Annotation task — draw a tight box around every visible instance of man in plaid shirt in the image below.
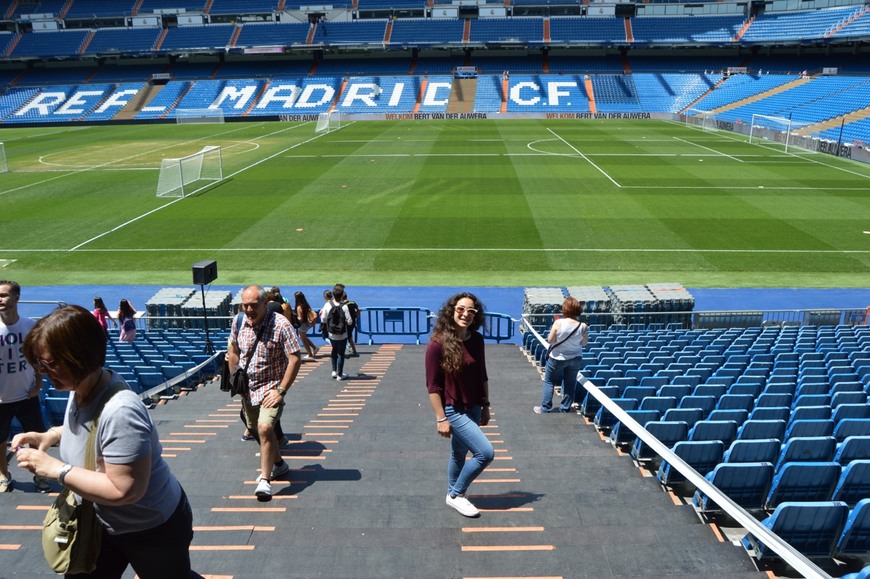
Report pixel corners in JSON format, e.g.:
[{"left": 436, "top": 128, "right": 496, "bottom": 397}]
[{"left": 228, "top": 285, "right": 302, "bottom": 500}]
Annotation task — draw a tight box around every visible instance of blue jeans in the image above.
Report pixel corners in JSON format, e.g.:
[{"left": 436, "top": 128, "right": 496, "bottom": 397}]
[
  {"left": 445, "top": 405, "right": 494, "bottom": 497},
  {"left": 329, "top": 338, "right": 348, "bottom": 374},
  {"left": 541, "top": 356, "right": 583, "bottom": 413}
]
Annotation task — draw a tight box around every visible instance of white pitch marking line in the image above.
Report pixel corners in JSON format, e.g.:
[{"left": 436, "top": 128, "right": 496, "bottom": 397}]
[{"left": 546, "top": 128, "right": 622, "bottom": 187}]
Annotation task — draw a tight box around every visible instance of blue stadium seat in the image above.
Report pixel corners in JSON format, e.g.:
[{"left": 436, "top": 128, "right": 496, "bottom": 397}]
[
  {"left": 756, "top": 393, "right": 793, "bottom": 408},
  {"left": 832, "top": 461, "right": 870, "bottom": 507},
  {"left": 835, "top": 499, "right": 870, "bottom": 559},
  {"left": 639, "top": 376, "right": 669, "bottom": 389},
  {"left": 836, "top": 419, "right": 870, "bottom": 443},
  {"left": 748, "top": 406, "right": 790, "bottom": 422},
  {"left": 43, "top": 397, "right": 68, "bottom": 427},
  {"left": 707, "top": 409, "right": 749, "bottom": 425},
  {"left": 579, "top": 385, "right": 618, "bottom": 419},
  {"left": 610, "top": 409, "right": 661, "bottom": 447},
  {"left": 639, "top": 395, "right": 678, "bottom": 414},
  {"left": 737, "top": 419, "right": 787, "bottom": 442},
  {"left": 594, "top": 398, "right": 638, "bottom": 433},
  {"left": 693, "top": 462, "right": 774, "bottom": 513},
  {"left": 724, "top": 439, "right": 781, "bottom": 464},
  {"left": 657, "top": 385, "right": 692, "bottom": 400},
  {"left": 790, "top": 405, "right": 832, "bottom": 422},
  {"left": 793, "top": 394, "right": 832, "bottom": 409},
  {"left": 657, "top": 440, "right": 724, "bottom": 486},
  {"left": 630, "top": 421, "right": 689, "bottom": 462},
  {"left": 677, "top": 395, "right": 717, "bottom": 417},
  {"left": 743, "top": 501, "right": 849, "bottom": 559},
  {"left": 622, "top": 386, "right": 658, "bottom": 403},
  {"left": 774, "top": 437, "right": 837, "bottom": 472},
  {"left": 785, "top": 419, "right": 835, "bottom": 441},
  {"left": 835, "top": 436, "right": 870, "bottom": 466},
  {"left": 714, "top": 393, "right": 755, "bottom": 413},
  {"left": 834, "top": 404, "right": 870, "bottom": 423},
  {"left": 765, "top": 462, "right": 841, "bottom": 510},
  {"left": 662, "top": 407, "right": 704, "bottom": 428},
  {"left": 688, "top": 420, "right": 738, "bottom": 446},
  {"left": 833, "top": 392, "right": 869, "bottom": 408},
  {"left": 727, "top": 383, "right": 762, "bottom": 398}
]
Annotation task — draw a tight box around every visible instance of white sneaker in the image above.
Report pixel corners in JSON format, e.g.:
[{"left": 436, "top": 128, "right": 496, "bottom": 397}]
[
  {"left": 331, "top": 371, "right": 337, "bottom": 378},
  {"left": 255, "top": 477, "right": 272, "bottom": 500},
  {"left": 446, "top": 493, "right": 479, "bottom": 517},
  {"left": 271, "top": 461, "right": 290, "bottom": 480},
  {"left": 335, "top": 373, "right": 348, "bottom": 381}
]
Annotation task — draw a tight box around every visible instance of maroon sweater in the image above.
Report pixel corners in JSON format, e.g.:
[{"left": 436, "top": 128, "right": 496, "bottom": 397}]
[{"left": 425, "top": 332, "right": 488, "bottom": 408}]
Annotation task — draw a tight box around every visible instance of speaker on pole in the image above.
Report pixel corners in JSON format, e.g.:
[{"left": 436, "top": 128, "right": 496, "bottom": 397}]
[
  {"left": 191, "top": 260, "right": 217, "bottom": 354},
  {"left": 192, "top": 260, "right": 218, "bottom": 285}
]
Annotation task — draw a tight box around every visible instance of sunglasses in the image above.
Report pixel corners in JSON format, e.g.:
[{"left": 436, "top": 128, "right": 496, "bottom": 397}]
[{"left": 454, "top": 305, "right": 479, "bottom": 317}]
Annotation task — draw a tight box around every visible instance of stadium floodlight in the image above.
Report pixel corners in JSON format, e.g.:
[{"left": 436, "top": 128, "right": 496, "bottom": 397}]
[
  {"left": 315, "top": 110, "right": 342, "bottom": 134},
  {"left": 175, "top": 108, "right": 225, "bottom": 124},
  {"left": 0, "top": 142, "right": 7, "bottom": 173},
  {"left": 684, "top": 109, "right": 718, "bottom": 132},
  {"left": 748, "top": 114, "right": 811, "bottom": 153},
  {"left": 156, "top": 146, "right": 223, "bottom": 198}
]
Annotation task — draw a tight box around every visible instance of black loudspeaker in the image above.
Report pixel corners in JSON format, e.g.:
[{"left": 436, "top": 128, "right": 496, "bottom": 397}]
[{"left": 192, "top": 260, "right": 218, "bottom": 285}]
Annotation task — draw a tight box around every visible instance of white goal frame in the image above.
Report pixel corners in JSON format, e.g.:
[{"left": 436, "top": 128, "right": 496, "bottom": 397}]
[
  {"left": 156, "top": 146, "right": 223, "bottom": 198},
  {"left": 684, "top": 109, "right": 718, "bottom": 132},
  {"left": 175, "top": 108, "right": 225, "bottom": 124},
  {"left": 0, "top": 142, "right": 7, "bottom": 173},
  {"left": 748, "top": 114, "right": 810, "bottom": 153},
  {"left": 315, "top": 110, "right": 342, "bottom": 134}
]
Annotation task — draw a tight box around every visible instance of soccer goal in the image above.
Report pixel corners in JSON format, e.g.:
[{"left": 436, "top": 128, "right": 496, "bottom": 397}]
[
  {"left": 748, "top": 114, "right": 810, "bottom": 153},
  {"left": 156, "top": 146, "right": 223, "bottom": 198},
  {"left": 175, "top": 108, "right": 225, "bottom": 124},
  {"left": 315, "top": 110, "right": 342, "bottom": 134},
  {"left": 0, "top": 142, "right": 7, "bottom": 173},
  {"left": 684, "top": 109, "right": 718, "bottom": 132}
]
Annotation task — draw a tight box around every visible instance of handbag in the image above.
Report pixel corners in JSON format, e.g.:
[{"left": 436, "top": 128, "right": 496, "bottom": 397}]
[
  {"left": 42, "top": 384, "right": 124, "bottom": 575},
  {"left": 545, "top": 320, "right": 582, "bottom": 359}
]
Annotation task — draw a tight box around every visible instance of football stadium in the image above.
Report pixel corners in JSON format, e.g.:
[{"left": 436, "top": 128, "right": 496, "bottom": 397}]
[{"left": 1, "top": 0, "right": 870, "bottom": 577}]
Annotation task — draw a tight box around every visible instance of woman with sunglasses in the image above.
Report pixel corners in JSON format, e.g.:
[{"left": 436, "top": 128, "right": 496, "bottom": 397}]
[
  {"left": 12, "top": 305, "right": 195, "bottom": 578},
  {"left": 425, "top": 292, "right": 494, "bottom": 518}
]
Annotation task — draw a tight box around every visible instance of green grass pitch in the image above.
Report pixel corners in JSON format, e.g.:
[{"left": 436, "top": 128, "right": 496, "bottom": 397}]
[{"left": 1, "top": 119, "right": 869, "bottom": 288}]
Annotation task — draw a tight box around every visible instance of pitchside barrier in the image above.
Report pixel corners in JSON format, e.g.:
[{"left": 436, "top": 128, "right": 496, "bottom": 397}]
[{"left": 521, "top": 321, "right": 840, "bottom": 579}]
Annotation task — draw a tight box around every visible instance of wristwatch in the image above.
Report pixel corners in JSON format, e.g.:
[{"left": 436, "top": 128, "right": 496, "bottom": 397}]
[
  {"left": 277, "top": 387, "right": 287, "bottom": 397},
  {"left": 58, "top": 464, "right": 73, "bottom": 487}
]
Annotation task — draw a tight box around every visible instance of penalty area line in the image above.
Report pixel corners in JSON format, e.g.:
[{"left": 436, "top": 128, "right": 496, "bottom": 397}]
[{"left": 54, "top": 247, "right": 870, "bottom": 255}]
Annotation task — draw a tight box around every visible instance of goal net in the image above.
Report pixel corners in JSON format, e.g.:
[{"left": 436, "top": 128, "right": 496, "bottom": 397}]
[
  {"left": 0, "top": 142, "right": 7, "bottom": 173},
  {"left": 748, "top": 114, "right": 811, "bottom": 153},
  {"left": 156, "top": 146, "right": 223, "bottom": 198},
  {"left": 315, "top": 110, "right": 342, "bottom": 133},
  {"left": 684, "top": 109, "right": 718, "bottom": 132},
  {"left": 175, "top": 108, "right": 225, "bottom": 124}
]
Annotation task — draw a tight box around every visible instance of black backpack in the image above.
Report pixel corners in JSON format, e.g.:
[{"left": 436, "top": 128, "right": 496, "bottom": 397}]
[{"left": 326, "top": 303, "right": 347, "bottom": 335}]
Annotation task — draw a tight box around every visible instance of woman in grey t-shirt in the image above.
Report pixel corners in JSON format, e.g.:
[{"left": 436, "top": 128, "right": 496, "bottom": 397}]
[{"left": 12, "top": 305, "right": 194, "bottom": 578}]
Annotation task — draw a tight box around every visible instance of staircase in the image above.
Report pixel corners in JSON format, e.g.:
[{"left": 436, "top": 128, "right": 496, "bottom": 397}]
[
  {"left": 447, "top": 78, "right": 476, "bottom": 114},
  {"left": 796, "top": 106, "right": 870, "bottom": 137},
  {"left": 702, "top": 76, "right": 813, "bottom": 116},
  {"left": 114, "top": 84, "right": 165, "bottom": 120}
]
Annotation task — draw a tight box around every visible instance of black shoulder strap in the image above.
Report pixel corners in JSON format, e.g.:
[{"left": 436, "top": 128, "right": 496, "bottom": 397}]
[{"left": 550, "top": 320, "right": 582, "bottom": 351}]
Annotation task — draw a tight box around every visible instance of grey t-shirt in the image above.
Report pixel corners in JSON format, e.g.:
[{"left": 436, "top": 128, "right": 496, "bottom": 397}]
[{"left": 59, "top": 371, "right": 181, "bottom": 535}]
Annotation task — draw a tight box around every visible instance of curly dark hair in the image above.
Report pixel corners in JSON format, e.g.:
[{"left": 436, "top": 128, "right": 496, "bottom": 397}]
[{"left": 431, "top": 291, "right": 485, "bottom": 374}]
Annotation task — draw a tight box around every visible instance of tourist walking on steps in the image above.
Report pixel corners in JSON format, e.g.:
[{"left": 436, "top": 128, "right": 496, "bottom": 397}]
[
  {"left": 321, "top": 285, "right": 354, "bottom": 380},
  {"left": 294, "top": 291, "right": 318, "bottom": 360},
  {"left": 13, "top": 305, "right": 196, "bottom": 577},
  {"left": 92, "top": 296, "right": 117, "bottom": 338},
  {"left": 117, "top": 299, "right": 137, "bottom": 344},
  {"left": 535, "top": 296, "right": 588, "bottom": 414},
  {"left": 0, "top": 280, "right": 50, "bottom": 494},
  {"left": 425, "top": 291, "right": 494, "bottom": 518},
  {"left": 227, "top": 285, "right": 302, "bottom": 500}
]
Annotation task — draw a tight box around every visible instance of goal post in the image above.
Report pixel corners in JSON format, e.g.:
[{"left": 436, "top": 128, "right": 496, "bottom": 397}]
[
  {"left": 315, "top": 110, "right": 342, "bottom": 134},
  {"left": 748, "top": 114, "right": 811, "bottom": 153},
  {"left": 175, "top": 108, "right": 225, "bottom": 124},
  {"left": 684, "top": 109, "right": 718, "bottom": 132},
  {"left": 0, "top": 142, "right": 7, "bottom": 173},
  {"left": 156, "top": 146, "right": 223, "bottom": 198}
]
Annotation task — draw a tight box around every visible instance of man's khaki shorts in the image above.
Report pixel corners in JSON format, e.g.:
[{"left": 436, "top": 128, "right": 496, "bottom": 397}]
[{"left": 242, "top": 394, "right": 284, "bottom": 429}]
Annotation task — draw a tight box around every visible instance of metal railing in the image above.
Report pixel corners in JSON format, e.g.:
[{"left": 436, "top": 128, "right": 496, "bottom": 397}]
[{"left": 356, "top": 307, "right": 433, "bottom": 345}]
